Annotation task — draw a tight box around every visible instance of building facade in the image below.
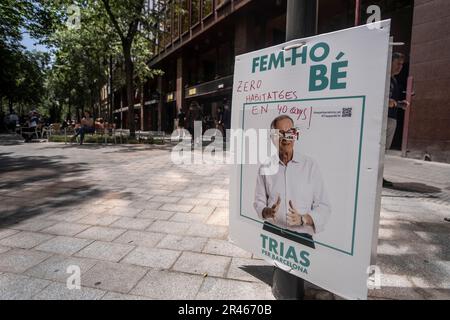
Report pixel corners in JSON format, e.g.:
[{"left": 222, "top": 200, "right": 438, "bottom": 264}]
[{"left": 110, "top": 0, "right": 449, "bottom": 163}]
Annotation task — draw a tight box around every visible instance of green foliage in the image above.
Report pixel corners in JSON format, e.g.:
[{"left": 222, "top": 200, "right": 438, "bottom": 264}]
[
  {"left": 0, "top": 0, "right": 165, "bottom": 126},
  {"left": 0, "top": 0, "right": 54, "bottom": 114}
]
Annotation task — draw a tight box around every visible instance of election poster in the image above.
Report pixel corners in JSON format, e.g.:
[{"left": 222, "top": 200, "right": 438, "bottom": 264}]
[{"left": 229, "top": 21, "right": 392, "bottom": 300}]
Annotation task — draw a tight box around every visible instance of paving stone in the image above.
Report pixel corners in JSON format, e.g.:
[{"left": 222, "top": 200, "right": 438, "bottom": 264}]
[
  {"left": 0, "top": 231, "right": 54, "bottom": 249},
  {"left": 0, "top": 249, "right": 52, "bottom": 273},
  {"left": 33, "top": 282, "right": 105, "bottom": 300},
  {"left": 178, "top": 198, "right": 211, "bottom": 206},
  {"left": 151, "top": 196, "right": 181, "bottom": 204},
  {"left": 41, "top": 222, "right": 90, "bottom": 237},
  {"left": 46, "top": 211, "right": 92, "bottom": 223},
  {"left": 190, "top": 206, "right": 215, "bottom": 215},
  {"left": 75, "top": 241, "right": 135, "bottom": 262},
  {"left": 368, "top": 273, "right": 425, "bottom": 300},
  {"left": 0, "top": 272, "right": 51, "bottom": 300},
  {"left": 186, "top": 224, "right": 228, "bottom": 239},
  {"left": 76, "top": 214, "right": 121, "bottom": 226},
  {"left": 208, "top": 200, "right": 229, "bottom": 208},
  {"left": 110, "top": 217, "right": 154, "bottom": 230},
  {"left": 121, "top": 247, "right": 180, "bottom": 269},
  {"left": 101, "top": 199, "right": 133, "bottom": 208},
  {"left": 159, "top": 204, "right": 193, "bottom": 213},
  {"left": 9, "top": 219, "right": 58, "bottom": 232},
  {"left": 197, "top": 193, "right": 226, "bottom": 200},
  {"left": 169, "top": 212, "right": 209, "bottom": 224},
  {"left": 82, "top": 261, "right": 148, "bottom": 294},
  {"left": 0, "top": 228, "right": 20, "bottom": 240},
  {"left": 147, "top": 220, "right": 191, "bottom": 235},
  {"left": 106, "top": 207, "right": 144, "bottom": 218},
  {"left": 172, "top": 252, "right": 231, "bottom": 277},
  {"left": 101, "top": 292, "right": 151, "bottom": 300},
  {"left": 196, "top": 278, "right": 274, "bottom": 300},
  {"left": 137, "top": 209, "right": 175, "bottom": 220},
  {"left": 169, "top": 191, "right": 199, "bottom": 199},
  {"left": 75, "top": 206, "right": 109, "bottom": 215},
  {"left": 203, "top": 239, "right": 252, "bottom": 258},
  {"left": 0, "top": 245, "right": 11, "bottom": 254},
  {"left": 76, "top": 226, "right": 126, "bottom": 242},
  {"left": 147, "top": 190, "right": 172, "bottom": 197},
  {"left": 157, "top": 235, "right": 207, "bottom": 253},
  {"left": 206, "top": 208, "right": 229, "bottom": 226},
  {"left": 25, "top": 255, "right": 97, "bottom": 282},
  {"left": 131, "top": 269, "right": 204, "bottom": 300},
  {"left": 35, "top": 236, "right": 93, "bottom": 255},
  {"left": 114, "top": 230, "right": 165, "bottom": 248},
  {"left": 137, "top": 201, "right": 164, "bottom": 210}
]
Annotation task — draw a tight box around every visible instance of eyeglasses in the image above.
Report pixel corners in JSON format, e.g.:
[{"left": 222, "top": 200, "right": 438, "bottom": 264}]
[{"left": 270, "top": 128, "right": 300, "bottom": 141}]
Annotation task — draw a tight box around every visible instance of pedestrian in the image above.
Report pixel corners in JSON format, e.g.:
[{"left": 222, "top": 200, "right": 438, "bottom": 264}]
[
  {"left": 177, "top": 108, "right": 186, "bottom": 139},
  {"left": 222, "top": 99, "right": 231, "bottom": 142},
  {"left": 21, "top": 112, "right": 39, "bottom": 142},
  {"left": 186, "top": 102, "right": 201, "bottom": 145},
  {"left": 384, "top": 53, "right": 409, "bottom": 187},
  {"left": 8, "top": 111, "right": 19, "bottom": 132}
]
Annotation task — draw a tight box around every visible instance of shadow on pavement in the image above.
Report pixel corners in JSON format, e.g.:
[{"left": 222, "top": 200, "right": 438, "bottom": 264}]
[
  {"left": 239, "top": 265, "right": 273, "bottom": 286},
  {"left": 386, "top": 182, "right": 441, "bottom": 194},
  {"left": 0, "top": 152, "right": 105, "bottom": 229}
]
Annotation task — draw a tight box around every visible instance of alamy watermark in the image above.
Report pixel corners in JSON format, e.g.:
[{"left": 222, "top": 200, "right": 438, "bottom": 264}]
[{"left": 66, "top": 265, "right": 81, "bottom": 290}]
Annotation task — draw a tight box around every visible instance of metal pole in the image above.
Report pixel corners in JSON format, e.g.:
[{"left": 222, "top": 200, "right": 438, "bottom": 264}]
[
  {"left": 273, "top": 0, "right": 319, "bottom": 300},
  {"left": 286, "top": 0, "right": 317, "bottom": 41}
]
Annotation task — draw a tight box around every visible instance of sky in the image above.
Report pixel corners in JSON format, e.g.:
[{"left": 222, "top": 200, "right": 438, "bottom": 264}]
[{"left": 21, "top": 29, "right": 50, "bottom": 53}]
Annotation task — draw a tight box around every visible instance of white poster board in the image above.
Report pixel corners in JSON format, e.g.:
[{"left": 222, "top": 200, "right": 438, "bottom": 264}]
[{"left": 229, "top": 21, "right": 391, "bottom": 300}]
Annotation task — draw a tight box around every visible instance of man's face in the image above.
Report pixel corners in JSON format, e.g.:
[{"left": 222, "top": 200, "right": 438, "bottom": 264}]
[
  {"left": 391, "top": 58, "right": 404, "bottom": 76},
  {"left": 274, "top": 118, "right": 296, "bottom": 154}
]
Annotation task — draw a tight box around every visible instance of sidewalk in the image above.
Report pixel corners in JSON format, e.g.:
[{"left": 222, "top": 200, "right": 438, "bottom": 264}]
[
  {"left": 371, "top": 155, "right": 450, "bottom": 299},
  {"left": 0, "top": 138, "right": 448, "bottom": 300}
]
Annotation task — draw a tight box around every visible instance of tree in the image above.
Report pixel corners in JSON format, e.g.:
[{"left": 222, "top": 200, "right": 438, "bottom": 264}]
[
  {"left": 40, "top": 0, "right": 163, "bottom": 130},
  {"left": 100, "top": 0, "right": 162, "bottom": 137},
  {"left": 0, "top": 0, "right": 54, "bottom": 114}
]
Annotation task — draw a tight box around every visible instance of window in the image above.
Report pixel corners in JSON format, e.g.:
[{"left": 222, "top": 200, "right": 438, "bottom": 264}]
[
  {"left": 173, "top": 0, "right": 180, "bottom": 38},
  {"left": 181, "top": 0, "right": 189, "bottom": 34},
  {"left": 216, "top": 0, "right": 227, "bottom": 9},
  {"left": 163, "top": 2, "right": 172, "bottom": 47},
  {"left": 202, "top": 0, "right": 213, "bottom": 18},
  {"left": 191, "top": 0, "right": 200, "bottom": 26}
]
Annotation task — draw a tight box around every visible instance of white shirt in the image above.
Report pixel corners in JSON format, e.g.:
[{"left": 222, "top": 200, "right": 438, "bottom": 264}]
[{"left": 254, "top": 152, "right": 331, "bottom": 236}]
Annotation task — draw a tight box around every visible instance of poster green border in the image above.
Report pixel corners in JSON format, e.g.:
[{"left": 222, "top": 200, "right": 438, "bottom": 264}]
[{"left": 239, "top": 96, "right": 366, "bottom": 256}]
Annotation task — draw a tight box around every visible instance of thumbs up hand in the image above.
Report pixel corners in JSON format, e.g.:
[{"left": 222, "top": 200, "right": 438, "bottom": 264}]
[{"left": 262, "top": 195, "right": 281, "bottom": 220}]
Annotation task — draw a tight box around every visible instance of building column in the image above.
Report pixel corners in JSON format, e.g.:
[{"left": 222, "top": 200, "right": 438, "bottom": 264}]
[
  {"left": 234, "top": 13, "right": 255, "bottom": 56},
  {"left": 176, "top": 56, "right": 184, "bottom": 114},
  {"left": 157, "top": 76, "right": 163, "bottom": 132},
  {"left": 140, "top": 83, "right": 144, "bottom": 131}
]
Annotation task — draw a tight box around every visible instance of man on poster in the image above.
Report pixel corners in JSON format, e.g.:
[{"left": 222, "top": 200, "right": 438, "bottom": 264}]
[{"left": 254, "top": 115, "right": 332, "bottom": 248}]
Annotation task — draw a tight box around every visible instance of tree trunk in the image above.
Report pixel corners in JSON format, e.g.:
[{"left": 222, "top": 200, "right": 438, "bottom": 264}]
[
  {"left": 9, "top": 98, "right": 13, "bottom": 114},
  {"left": 123, "top": 43, "right": 136, "bottom": 138},
  {"left": 109, "top": 55, "right": 114, "bottom": 123}
]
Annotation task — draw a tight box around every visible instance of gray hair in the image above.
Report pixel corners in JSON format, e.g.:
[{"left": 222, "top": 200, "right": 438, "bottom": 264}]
[{"left": 270, "top": 115, "right": 294, "bottom": 130}]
